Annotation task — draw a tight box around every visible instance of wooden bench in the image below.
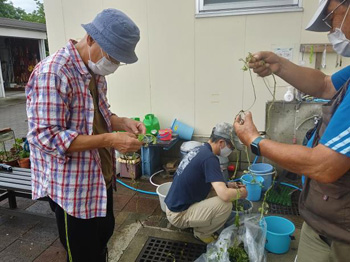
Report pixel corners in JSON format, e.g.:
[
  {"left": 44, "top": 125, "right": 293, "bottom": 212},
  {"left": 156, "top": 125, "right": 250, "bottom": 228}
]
[{"left": 0, "top": 167, "right": 32, "bottom": 208}]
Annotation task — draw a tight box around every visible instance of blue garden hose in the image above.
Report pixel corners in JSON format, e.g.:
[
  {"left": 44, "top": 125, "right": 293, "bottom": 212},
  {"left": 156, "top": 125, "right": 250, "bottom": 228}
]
[
  {"left": 280, "top": 182, "right": 302, "bottom": 191},
  {"left": 116, "top": 179, "right": 158, "bottom": 196},
  {"left": 229, "top": 178, "right": 302, "bottom": 191}
]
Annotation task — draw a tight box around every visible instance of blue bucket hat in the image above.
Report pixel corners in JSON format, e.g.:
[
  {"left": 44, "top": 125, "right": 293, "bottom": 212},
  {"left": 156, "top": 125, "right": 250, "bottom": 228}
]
[{"left": 82, "top": 8, "right": 140, "bottom": 64}]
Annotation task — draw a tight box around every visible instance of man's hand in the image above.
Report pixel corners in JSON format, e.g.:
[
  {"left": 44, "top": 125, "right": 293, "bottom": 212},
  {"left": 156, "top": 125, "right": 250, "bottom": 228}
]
[
  {"left": 227, "top": 182, "right": 245, "bottom": 189},
  {"left": 249, "top": 51, "right": 282, "bottom": 77},
  {"left": 108, "top": 132, "right": 143, "bottom": 154},
  {"left": 234, "top": 112, "right": 260, "bottom": 146},
  {"left": 228, "top": 182, "right": 247, "bottom": 199},
  {"left": 122, "top": 118, "right": 146, "bottom": 135},
  {"left": 237, "top": 187, "right": 248, "bottom": 199}
]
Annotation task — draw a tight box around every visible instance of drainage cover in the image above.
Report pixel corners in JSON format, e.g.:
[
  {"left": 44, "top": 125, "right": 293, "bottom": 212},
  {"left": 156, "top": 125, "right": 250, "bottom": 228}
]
[{"left": 136, "top": 237, "right": 206, "bottom": 262}]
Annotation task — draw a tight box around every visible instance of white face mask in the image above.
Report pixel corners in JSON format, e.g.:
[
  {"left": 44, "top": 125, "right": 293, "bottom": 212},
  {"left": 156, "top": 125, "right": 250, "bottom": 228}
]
[
  {"left": 328, "top": 4, "right": 350, "bottom": 57},
  {"left": 220, "top": 142, "right": 233, "bottom": 158},
  {"left": 88, "top": 46, "right": 119, "bottom": 76}
]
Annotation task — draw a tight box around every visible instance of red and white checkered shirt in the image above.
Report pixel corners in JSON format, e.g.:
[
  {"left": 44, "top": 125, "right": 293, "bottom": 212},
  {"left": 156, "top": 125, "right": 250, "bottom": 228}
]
[{"left": 26, "top": 40, "right": 115, "bottom": 219}]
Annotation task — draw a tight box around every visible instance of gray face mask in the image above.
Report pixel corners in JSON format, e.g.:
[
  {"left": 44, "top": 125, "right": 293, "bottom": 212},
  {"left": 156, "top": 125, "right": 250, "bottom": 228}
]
[
  {"left": 220, "top": 142, "right": 233, "bottom": 158},
  {"left": 88, "top": 46, "right": 119, "bottom": 76},
  {"left": 328, "top": 4, "right": 350, "bottom": 57}
]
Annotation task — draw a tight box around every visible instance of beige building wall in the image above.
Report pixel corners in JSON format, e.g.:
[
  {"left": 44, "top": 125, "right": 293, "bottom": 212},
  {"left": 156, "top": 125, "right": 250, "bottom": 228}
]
[{"left": 43, "top": 0, "right": 350, "bottom": 137}]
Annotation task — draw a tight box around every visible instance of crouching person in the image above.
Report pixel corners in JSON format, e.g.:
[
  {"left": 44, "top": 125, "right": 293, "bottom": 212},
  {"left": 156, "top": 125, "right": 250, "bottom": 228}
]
[{"left": 164, "top": 122, "right": 247, "bottom": 244}]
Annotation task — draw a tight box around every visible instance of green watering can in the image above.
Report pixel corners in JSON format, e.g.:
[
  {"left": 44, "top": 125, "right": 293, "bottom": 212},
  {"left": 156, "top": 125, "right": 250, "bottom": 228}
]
[{"left": 143, "top": 114, "right": 160, "bottom": 134}]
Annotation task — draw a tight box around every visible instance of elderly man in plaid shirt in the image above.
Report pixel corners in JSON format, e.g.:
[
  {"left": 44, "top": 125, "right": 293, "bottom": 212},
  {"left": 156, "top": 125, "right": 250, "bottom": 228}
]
[{"left": 26, "top": 9, "right": 143, "bottom": 262}]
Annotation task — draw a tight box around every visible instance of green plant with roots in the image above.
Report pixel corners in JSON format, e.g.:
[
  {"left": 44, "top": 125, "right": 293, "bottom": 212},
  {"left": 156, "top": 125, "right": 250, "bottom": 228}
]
[
  {"left": 239, "top": 53, "right": 257, "bottom": 112},
  {"left": 219, "top": 187, "right": 249, "bottom": 262},
  {"left": 242, "top": 148, "right": 261, "bottom": 186},
  {"left": 227, "top": 241, "right": 249, "bottom": 262},
  {"left": 233, "top": 189, "right": 242, "bottom": 228},
  {"left": 259, "top": 173, "right": 277, "bottom": 220},
  {"left": 138, "top": 134, "right": 157, "bottom": 146},
  {"left": 238, "top": 52, "right": 277, "bottom": 134}
]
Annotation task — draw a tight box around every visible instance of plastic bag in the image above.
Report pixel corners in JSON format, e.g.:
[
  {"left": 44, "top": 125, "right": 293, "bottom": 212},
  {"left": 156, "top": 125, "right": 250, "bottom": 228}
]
[{"left": 195, "top": 214, "right": 267, "bottom": 262}]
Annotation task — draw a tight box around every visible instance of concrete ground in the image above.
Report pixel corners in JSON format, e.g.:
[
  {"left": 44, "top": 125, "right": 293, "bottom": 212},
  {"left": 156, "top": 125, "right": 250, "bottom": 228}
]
[{"left": 0, "top": 91, "right": 302, "bottom": 261}]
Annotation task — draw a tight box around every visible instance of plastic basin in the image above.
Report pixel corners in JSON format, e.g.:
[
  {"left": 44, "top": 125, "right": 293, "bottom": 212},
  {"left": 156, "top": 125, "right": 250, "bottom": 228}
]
[
  {"left": 156, "top": 182, "right": 172, "bottom": 212},
  {"left": 248, "top": 163, "right": 274, "bottom": 191},
  {"left": 171, "top": 119, "right": 194, "bottom": 140},
  {"left": 240, "top": 174, "right": 264, "bottom": 201},
  {"left": 265, "top": 216, "right": 295, "bottom": 254}
]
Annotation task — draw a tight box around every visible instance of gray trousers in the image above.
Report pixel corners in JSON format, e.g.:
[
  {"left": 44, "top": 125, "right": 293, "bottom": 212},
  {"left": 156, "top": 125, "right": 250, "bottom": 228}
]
[{"left": 297, "top": 222, "right": 350, "bottom": 262}]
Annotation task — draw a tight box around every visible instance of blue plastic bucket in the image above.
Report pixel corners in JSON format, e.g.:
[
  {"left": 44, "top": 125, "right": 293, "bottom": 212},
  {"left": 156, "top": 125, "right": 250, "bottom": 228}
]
[
  {"left": 171, "top": 119, "right": 194, "bottom": 140},
  {"left": 240, "top": 174, "right": 264, "bottom": 201},
  {"left": 248, "top": 163, "right": 274, "bottom": 191},
  {"left": 265, "top": 216, "right": 295, "bottom": 254}
]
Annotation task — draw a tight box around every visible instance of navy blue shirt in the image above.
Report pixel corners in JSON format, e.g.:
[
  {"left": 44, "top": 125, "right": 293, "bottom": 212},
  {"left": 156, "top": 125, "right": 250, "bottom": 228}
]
[{"left": 164, "top": 143, "right": 225, "bottom": 212}]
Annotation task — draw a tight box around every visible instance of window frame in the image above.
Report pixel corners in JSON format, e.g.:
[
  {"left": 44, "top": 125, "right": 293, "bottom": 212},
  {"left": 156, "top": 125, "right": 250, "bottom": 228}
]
[{"left": 196, "top": 0, "right": 303, "bottom": 18}]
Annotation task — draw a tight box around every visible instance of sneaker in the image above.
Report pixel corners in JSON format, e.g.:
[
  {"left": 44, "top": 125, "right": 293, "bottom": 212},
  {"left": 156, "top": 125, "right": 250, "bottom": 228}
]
[{"left": 195, "top": 233, "right": 218, "bottom": 244}]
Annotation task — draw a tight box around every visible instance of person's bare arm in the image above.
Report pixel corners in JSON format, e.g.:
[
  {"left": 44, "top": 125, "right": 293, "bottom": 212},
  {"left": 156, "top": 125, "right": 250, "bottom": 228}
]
[
  {"left": 67, "top": 132, "right": 142, "bottom": 154},
  {"left": 234, "top": 112, "right": 350, "bottom": 183},
  {"left": 110, "top": 115, "right": 146, "bottom": 134},
  {"left": 249, "top": 51, "right": 336, "bottom": 99},
  {"left": 211, "top": 182, "right": 247, "bottom": 202}
]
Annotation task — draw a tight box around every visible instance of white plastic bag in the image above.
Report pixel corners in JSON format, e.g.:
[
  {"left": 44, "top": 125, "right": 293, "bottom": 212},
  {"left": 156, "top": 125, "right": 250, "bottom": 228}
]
[{"left": 195, "top": 214, "right": 267, "bottom": 262}]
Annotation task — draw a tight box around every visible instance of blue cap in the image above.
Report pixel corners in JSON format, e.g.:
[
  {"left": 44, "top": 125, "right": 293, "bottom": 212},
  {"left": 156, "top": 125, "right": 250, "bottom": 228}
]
[
  {"left": 82, "top": 8, "right": 140, "bottom": 64},
  {"left": 213, "top": 122, "right": 244, "bottom": 151}
]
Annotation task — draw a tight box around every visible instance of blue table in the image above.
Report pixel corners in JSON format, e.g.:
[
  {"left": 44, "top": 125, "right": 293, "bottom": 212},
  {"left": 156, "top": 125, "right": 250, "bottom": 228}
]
[{"left": 141, "top": 137, "right": 179, "bottom": 176}]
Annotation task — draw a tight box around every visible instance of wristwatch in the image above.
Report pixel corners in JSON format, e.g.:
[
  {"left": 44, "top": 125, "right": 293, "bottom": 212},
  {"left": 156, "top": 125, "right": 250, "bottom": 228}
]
[{"left": 250, "top": 137, "right": 265, "bottom": 156}]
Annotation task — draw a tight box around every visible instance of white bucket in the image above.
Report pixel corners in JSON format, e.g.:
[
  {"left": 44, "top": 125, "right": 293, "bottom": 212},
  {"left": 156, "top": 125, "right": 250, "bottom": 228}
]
[{"left": 156, "top": 182, "right": 172, "bottom": 212}]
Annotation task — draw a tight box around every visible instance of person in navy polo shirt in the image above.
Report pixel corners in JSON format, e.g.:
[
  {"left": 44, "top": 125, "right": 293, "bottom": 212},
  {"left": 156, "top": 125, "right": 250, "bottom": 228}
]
[{"left": 165, "top": 122, "right": 247, "bottom": 244}]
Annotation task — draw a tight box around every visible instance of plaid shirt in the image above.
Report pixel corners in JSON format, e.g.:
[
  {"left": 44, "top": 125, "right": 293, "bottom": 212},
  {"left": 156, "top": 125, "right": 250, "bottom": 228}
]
[{"left": 26, "top": 40, "right": 115, "bottom": 219}]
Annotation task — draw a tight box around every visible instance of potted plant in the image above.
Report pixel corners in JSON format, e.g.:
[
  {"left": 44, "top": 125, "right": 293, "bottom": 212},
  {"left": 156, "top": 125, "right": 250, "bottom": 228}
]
[
  {"left": 0, "top": 151, "right": 19, "bottom": 167},
  {"left": 17, "top": 150, "right": 30, "bottom": 168},
  {"left": 11, "top": 138, "right": 23, "bottom": 155},
  {"left": 118, "top": 153, "right": 141, "bottom": 179}
]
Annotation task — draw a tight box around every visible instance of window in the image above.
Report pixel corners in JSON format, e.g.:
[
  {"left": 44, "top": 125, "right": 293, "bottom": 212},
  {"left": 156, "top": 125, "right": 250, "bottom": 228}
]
[{"left": 196, "top": 0, "right": 302, "bottom": 17}]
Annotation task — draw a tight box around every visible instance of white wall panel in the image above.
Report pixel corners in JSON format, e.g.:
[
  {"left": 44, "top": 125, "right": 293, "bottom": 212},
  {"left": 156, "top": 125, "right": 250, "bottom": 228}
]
[
  {"left": 195, "top": 16, "right": 245, "bottom": 135},
  {"left": 43, "top": 0, "right": 65, "bottom": 53},
  {"left": 43, "top": 0, "right": 350, "bottom": 137},
  {"left": 146, "top": 0, "right": 195, "bottom": 130}
]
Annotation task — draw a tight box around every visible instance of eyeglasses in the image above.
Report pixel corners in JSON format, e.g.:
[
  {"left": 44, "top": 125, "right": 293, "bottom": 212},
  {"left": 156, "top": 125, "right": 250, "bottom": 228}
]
[
  {"left": 322, "top": 0, "right": 348, "bottom": 29},
  {"left": 224, "top": 140, "right": 235, "bottom": 150}
]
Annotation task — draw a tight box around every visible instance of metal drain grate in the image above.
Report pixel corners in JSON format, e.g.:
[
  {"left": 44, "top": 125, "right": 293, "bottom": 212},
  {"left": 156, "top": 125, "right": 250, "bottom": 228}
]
[
  {"left": 136, "top": 237, "right": 206, "bottom": 262},
  {"left": 268, "top": 190, "right": 301, "bottom": 216}
]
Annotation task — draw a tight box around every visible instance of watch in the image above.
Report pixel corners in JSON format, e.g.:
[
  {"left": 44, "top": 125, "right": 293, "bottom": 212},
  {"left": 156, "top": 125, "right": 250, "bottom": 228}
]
[{"left": 250, "top": 137, "right": 265, "bottom": 156}]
